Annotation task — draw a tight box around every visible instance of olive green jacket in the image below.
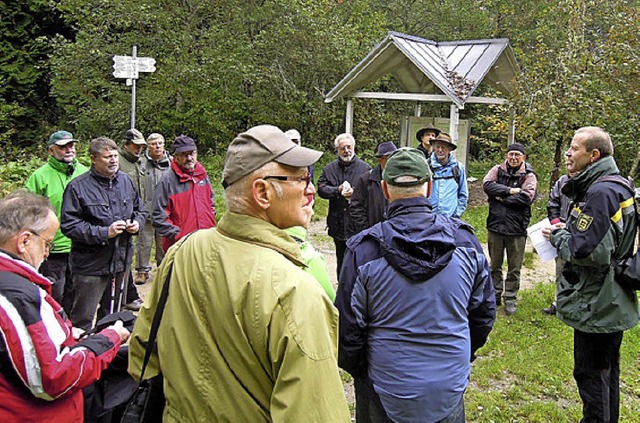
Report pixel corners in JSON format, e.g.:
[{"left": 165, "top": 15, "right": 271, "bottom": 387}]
[
  {"left": 550, "top": 156, "right": 639, "bottom": 333},
  {"left": 129, "top": 212, "right": 350, "bottom": 422}
]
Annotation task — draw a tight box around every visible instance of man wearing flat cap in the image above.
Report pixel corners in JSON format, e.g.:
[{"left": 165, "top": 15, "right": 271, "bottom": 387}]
[
  {"left": 349, "top": 141, "right": 397, "bottom": 235},
  {"left": 483, "top": 142, "right": 537, "bottom": 315},
  {"left": 416, "top": 124, "right": 441, "bottom": 158},
  {"left": 151, "top": 135, "right": 216, "bottom": 253},
  {"left": 336, "top": 147, "right": 495, "bottom": 423},
  {"left": 130, "top": 125, "right": 350, "bottom": 421},
  {"left": 25, "top": 130, "right": 88, "bottom": 308},
  {"left": 428, "top": 132, "right": 468, "bottom": 218}
]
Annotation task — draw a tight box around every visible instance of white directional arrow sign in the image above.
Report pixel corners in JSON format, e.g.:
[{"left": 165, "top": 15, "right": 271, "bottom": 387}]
[{"left": 112, "top": 55, "right": 156, "bottom": 79}]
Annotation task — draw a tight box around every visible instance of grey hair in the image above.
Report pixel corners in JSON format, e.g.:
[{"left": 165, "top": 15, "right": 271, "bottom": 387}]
[
  {"left": 0, "top": 191, "right": 54, "bottom": 245},
  {"left": 147, "top": 133, "right": 165, "bottom": 144},
  {"left": 385, "top": 182, "right": 428, "bottom": 199},
  {"left": 224, "top": 162, "right": 282, "bottom": 214},
  {"left": 574, "top": 126, "right": 614, "bottom": 157},
  {"left": 89, "top": 137, "right": 118, "bottom": 156},
  {"left": 334, "top": 133, "right": 355, "bottom": 149}
]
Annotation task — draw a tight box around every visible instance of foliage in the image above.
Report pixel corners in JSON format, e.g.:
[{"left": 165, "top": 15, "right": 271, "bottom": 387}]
[
  {"left": 0, "top": 0, "right": 72, "bottom": 145},
  {"left": 467, "top": 282, "right": 640, "bottom": 421}
]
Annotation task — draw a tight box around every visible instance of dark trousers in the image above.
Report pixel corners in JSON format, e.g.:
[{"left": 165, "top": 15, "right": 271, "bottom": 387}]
[
  {"left": 39, "top": 253, "right": 71, "bottom": 310},
  {"left": 334, "top": 239, "right": 347, "bottom": 280},
  {"left": 362, "top": 376, "right": 466, "bottom": 423},
  {"left": 574, "top": 329, "right": 623, "bottom": 423},
  {"left": 487, "top": 231, "right": 526, "bottom": 302}
]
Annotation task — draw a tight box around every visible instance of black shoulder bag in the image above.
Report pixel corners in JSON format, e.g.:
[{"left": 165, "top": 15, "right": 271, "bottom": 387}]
[{"left": 121, "top": 261, "right": 174, "bottom": 423}]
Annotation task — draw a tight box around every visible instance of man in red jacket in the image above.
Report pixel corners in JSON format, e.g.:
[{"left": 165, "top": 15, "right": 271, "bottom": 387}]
[
  {"left": 151, "top": 135, "right": 216, "bottom": 252},
  {"left": 0, "top": 191, "right": 130, "bottom": 422}
]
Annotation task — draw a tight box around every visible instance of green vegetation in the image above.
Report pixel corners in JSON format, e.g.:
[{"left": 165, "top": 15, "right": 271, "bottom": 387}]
[{"left": 467, "top": 282, "right": 640, "bottom": 422}]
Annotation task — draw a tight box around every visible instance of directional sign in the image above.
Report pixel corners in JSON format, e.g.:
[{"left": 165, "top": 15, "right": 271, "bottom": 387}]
[
  {"left": 136, "top": 57, "right": 156, "bottom": 73},
  {"left": 112, "top": 55, "right": 156, "bottom": 79}
]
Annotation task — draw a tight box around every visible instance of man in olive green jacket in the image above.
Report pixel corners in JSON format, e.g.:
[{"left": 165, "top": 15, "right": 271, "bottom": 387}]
[
  {"left": 129, "top": 125, "right": 350, "bottom": 422},
  {"left": 544, "top": 126, "right": 638, "bottom": 422}
]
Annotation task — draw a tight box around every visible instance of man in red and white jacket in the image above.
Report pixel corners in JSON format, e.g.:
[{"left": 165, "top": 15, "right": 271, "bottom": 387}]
[
  {"left": 0, "top": 191, "right": 129, "bottom": 422},
  {"left": 151, "top": 135, "right": 216, "bottom": 252}
]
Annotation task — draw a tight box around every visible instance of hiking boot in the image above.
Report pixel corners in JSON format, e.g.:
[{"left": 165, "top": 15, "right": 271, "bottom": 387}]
[
  {"left": 505, "top": 301, "right": 517, "bottom": 316},
  {"left": 124, "top": 298, "right": 143, "bottom": 312},
  {"left": 542, "top": 303, "right": 557, "bottom": 315},
  {"left": 134, "top": 271, "right": 149, "bottom": 285}
]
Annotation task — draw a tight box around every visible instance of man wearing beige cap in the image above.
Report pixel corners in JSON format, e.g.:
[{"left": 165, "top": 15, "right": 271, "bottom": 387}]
[{"left": 129, "top": 125, "right": 350, "bottom": 422}]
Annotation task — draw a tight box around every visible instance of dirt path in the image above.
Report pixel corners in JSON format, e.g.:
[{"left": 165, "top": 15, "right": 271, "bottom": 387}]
[{"left": 307, "top": 218, "right": 556, "bottom": 293}]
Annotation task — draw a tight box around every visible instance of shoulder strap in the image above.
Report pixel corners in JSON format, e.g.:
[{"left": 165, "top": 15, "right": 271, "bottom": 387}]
[{"left": 139, "top": 262, "right": 174, "bottom": 380}]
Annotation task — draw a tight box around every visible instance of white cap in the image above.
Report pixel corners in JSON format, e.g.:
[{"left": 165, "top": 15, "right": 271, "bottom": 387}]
[{"left": 284, "top": 129, "right": 301, "bottom": 144}]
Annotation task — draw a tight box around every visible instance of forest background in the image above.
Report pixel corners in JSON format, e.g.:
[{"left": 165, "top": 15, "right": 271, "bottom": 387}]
[{"left": 1, "top": 0, "right": 639, "bottom": 193}]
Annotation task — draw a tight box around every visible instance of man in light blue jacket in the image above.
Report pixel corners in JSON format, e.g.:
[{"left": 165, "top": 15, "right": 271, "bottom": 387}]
[{"left": 428, "top": 132, "right": 468, "bottom": 218}]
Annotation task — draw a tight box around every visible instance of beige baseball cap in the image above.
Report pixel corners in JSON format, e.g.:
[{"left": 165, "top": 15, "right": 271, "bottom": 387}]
[{"left": 222, "top": 125, "right": 322, "bottom": 189}]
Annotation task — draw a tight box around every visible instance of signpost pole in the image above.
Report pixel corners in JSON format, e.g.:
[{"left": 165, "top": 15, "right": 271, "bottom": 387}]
[{"left": 131, "top": 45, "right": 137, "bottom": 129}]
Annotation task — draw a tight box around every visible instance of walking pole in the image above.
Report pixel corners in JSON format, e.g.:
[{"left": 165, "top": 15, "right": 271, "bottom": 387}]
[
  {"left": 109, "top": 235, "right": 121, "bottom": 314},
  {"left": 116, "top": 233, "right": 133, "bottom": 312}
]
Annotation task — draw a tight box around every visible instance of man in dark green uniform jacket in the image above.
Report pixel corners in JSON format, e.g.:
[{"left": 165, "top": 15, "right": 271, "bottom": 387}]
[{"left": 544, "top": 126, "right": 638, "bottom": 422}]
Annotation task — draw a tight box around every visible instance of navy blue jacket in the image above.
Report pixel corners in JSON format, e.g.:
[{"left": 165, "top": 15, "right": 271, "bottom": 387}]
[
  {"left": 335, "top": 196, "right": 495, "bottom": 422},
  {"left": 61, "top": 168, "right": 147, "bottom": 276}
]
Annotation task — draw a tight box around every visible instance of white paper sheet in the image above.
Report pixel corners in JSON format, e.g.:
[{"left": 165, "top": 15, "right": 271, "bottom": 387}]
[{"left": 526, "top": 217, "right": 558, "bottom": 262}]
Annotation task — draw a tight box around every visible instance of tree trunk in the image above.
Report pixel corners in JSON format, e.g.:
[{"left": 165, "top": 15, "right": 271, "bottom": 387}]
[{"left": 549, "top": 137, "right": 564, "bottom": 192}]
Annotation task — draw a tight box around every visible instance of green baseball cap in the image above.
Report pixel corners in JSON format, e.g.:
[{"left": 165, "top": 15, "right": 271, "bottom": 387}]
[
  {"left": 49, "top": 131, "right": 76, "bottom": 146},
  {"left": 383, "top": 147, "right": 432, "bottom": 186}
]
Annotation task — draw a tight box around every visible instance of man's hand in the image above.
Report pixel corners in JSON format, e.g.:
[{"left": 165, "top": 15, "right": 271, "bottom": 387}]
[
  {"left": 107, "top": 320, "right": 131, "bottom": 343},
  {"left": 509, "top": 187, "right": 522, "bottom": 195},
  {"left": 542, "top": 223, "right": 566, "bottom": 240},
  {"left": 125, "top": 219, "right": 140, "bottom": 234},
  {"left": 108, "top": 220, "right": 127, "bottom": 238}
]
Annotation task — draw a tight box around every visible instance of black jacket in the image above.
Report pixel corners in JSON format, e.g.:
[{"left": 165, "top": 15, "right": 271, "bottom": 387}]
[
  {"left": 61, "top": 168, "right": 147, "bottom": 276},
  {"left": 318, "top": 157, "right": 371, "bottom": 241},
  {"left": 483, "top": 161, "right": 537, "bottom": 236},
  {"left": 348, "top": 164, "right": 388, "bottom": 236}
]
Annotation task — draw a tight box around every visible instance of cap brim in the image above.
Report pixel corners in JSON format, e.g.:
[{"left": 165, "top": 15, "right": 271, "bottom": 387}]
[
  {"left": 131, "top": 140, "right": 147, "bottom": 145},
  {"left": 53, "top": 139, "right": 77, "bottom": 146},
  {"left": 274, "top": 145, "right": 322, "bottom": 168}
]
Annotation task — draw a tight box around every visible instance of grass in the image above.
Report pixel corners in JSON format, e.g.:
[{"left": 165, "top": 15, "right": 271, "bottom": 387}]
[{"left": 466, "top": 282, "right": 640, "bottom": 422}]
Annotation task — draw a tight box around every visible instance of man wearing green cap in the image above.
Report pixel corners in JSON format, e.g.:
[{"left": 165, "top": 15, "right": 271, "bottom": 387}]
[
  {"left": 336, "top": 148, "right": 495, "bottom": 423},
  {"left": 25, "top": 130, "right": 88, "bottom": 307}
]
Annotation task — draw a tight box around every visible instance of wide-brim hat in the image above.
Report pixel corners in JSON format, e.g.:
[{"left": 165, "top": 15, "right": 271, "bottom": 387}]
[
  {"left": 429, "top": 132, "right": 457, "bottom": 151},
  {"left": 415, "top": 124, "right": 441, "bottom": 142}
]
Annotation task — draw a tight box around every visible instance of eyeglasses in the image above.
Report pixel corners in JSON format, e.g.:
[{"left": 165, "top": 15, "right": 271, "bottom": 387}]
[
  {"left": 264, "top": 173, "right": 312, "bottom": 189},
  {"left": 29, "top": 230, "right": 56, "bottom": 252}
]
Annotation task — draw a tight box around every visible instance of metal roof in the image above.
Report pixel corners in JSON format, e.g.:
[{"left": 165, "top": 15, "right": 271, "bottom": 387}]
[{"left": 325, "top": 32, "right": 519, "bottom": 108}]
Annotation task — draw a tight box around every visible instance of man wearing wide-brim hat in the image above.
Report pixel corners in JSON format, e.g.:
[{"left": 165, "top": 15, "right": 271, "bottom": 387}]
[
  {"left": 416, "top": 124, "right": 441, "bottom": 157},
  {"left": 349, "top": 141, "right": 398, "bottom": 236},
  {"left": 427, "top": 132, "right": 468, "bottom": 218}
]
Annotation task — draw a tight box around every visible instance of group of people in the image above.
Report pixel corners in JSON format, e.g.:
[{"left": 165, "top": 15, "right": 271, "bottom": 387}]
[{"left": 0, "top": 123, "right": 636, "bottom": 423}]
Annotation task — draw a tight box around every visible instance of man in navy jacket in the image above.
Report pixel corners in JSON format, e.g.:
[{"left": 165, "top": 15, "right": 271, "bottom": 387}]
[{"left": 336, "top": 148, "right": 495, "bottom": 423}]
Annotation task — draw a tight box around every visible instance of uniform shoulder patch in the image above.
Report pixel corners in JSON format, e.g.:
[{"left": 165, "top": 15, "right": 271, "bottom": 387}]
[{"left": 576, "top": 213, "right": 594, "bottom": 232}]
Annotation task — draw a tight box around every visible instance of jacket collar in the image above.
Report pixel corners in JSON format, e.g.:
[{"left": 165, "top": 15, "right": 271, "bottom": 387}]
[
  {"left": 562, "top": 155, "right": 619, "bottom": 200},
  {"left": 171, "top": 160, "right": 207, "bottom": 182},
  {"left": 0, "top": 250, "right": 53, "bottom": 294},
  {"left": 217, "top": 212, "right": 304, "bottom": 266},
  {"left": 119, "top": 147, "right": 140, "bottom": 164},
  {"left": 144, "top": 150, "right": 172, "bottom": 167},
  {"left": 48, "top": 155, "right": 78, "bottom": 174}
]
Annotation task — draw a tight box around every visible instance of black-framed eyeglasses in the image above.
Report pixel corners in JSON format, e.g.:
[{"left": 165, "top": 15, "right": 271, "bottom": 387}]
[
  {"left": 29, "top": 230, "right": 56, "bottom": 252},
  {"left": 263, "top": 173, "right": 312, "bottom": 189}
]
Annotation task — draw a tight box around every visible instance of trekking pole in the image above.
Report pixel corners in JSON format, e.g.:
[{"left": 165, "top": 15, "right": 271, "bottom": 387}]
[
  {"left": 109, "top": 234, "right": 122, "bottom": 314},
  {"left": 116, "top": 233, "right": 133, "bottom": 312}
]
